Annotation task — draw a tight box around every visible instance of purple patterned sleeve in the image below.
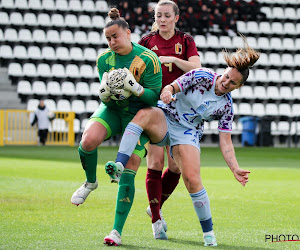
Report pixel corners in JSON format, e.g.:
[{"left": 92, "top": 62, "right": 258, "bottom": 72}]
[{"left": 218, "top": 102, "right": 233, "bottom": 133}]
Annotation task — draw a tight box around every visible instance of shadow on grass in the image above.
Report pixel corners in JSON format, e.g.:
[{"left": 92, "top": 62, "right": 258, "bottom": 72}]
[{"left": 167, "top": 238, "right": 270, "bottom": 249}]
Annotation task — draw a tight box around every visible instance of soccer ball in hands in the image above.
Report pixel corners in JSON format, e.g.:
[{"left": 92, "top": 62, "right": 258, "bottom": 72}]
[{"left": 107, "top": 69, "right": 132, "bottom": 101}]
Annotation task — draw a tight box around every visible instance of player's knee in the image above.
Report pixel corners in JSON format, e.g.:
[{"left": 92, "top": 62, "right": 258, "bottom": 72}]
[
  {"left": 81, "top": 135, "right": 98, "bottom": 151},
  {"left": 133, "top": 108, "right": 152, "bottom": 123},
  {"left": 148, "top": 158, "right": 164, "bottom": 171},
  {"left": 182, "top": 174, "right": 202, "bottom": 192}
]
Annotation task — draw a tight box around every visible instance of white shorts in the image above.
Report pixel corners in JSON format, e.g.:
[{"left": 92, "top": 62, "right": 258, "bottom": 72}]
[{"left": 152, "top": 112, "right": 201, "bottom": 155}]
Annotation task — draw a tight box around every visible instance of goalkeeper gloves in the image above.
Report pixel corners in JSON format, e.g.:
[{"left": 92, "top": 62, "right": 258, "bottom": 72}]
[
  {"left": 123, "top": 68, "right": 144, "bottom": 96},
  {"left": 98, "top": 72, "right": 111, "bottom": 102}
]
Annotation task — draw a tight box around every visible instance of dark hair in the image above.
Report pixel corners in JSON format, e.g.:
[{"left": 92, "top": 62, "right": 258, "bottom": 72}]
[
  {"left": 104, "top": 8, "right": 129, "bottom": 30},
  {"left": 223, "top": 34, "right": 260, "bottom": 84}
]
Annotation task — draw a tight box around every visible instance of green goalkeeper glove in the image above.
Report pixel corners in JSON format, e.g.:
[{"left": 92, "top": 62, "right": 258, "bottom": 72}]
[{"left": 98, "top": 72, "right": 111, "bottom": 102}]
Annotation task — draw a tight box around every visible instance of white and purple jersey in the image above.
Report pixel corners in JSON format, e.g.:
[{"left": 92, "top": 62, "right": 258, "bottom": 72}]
[{"left": 158, "top": 68, "right": 234, "bottom": 135}]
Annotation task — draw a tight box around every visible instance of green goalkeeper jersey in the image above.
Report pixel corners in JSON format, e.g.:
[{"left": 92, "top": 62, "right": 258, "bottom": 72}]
[{"left": 96, "top": 42, "right": 162, "bottom": 115}]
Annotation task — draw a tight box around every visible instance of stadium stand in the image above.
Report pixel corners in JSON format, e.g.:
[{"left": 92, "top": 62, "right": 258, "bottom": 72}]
[{"left": 0, "top": 0, "right": 299, "bottom": 146}]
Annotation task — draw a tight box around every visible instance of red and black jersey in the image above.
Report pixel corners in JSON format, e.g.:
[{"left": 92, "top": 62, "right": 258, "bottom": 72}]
[{"left": 139, "top": 29, "right": 199, "bottom": 87}]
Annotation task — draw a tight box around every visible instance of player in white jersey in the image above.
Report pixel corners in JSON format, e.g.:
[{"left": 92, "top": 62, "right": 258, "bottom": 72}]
[{"left": 105, "top": 35, "right": 260, "bottom": 246}]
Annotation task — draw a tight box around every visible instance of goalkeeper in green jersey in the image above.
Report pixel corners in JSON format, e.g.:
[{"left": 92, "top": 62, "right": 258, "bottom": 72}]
[{"left": 71, "top": 6, "right": 162, "bottom": 229}]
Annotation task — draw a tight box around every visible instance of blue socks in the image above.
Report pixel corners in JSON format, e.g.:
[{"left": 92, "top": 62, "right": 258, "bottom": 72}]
[
  {"left": 115, "top": 122, "right": 144, "bottom": 167},
  {"left": 190, "top": 188, "right": 213, "bottom": 233}
]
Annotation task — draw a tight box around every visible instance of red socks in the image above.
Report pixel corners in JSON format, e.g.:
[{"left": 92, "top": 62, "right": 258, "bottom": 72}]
[{"left": 161, "top": 168, "right": 181, "bottom": 207}]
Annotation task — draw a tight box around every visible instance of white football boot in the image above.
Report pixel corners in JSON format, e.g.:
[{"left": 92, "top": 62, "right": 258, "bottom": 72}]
[
  {"left": 152, "top": 219, "right": 168, "bottom": 240},
  {"left": 71, "top": 180, "right": 98, "bottom": 206},
  {"left": 146, "top": 206, "right": 167, "bottom": 232},
  {"left": 105, "top": 161, "right": 124, "bottom": 183},
  {"left": 204, "top": 235, "right": 217, "bottom": 247},
  {"left": 104, "top": 229, "right": 122, "bottom": 246}
]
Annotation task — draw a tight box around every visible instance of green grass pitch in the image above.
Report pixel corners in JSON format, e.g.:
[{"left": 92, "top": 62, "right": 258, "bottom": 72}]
[{"left": 0, "top": 146, "right": 299, "bottom": 249}]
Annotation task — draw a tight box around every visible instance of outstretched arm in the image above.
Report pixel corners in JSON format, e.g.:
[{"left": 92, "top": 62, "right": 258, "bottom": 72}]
[{"left": 219, "top": 132, "right": 250, "bottom": 186}]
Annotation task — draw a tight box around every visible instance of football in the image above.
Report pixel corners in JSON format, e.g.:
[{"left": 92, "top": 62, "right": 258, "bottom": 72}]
[{"left": 107, "top": 69, "right": 132, "bottom": 101}]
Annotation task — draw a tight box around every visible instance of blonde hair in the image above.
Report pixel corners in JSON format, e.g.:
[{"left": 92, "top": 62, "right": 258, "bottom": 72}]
[
  {"left": 223, "top": 34, "right": 260, "bottom": 83},
  {"left": 151, "top": 0, "right": 179, "bottom": 32}
]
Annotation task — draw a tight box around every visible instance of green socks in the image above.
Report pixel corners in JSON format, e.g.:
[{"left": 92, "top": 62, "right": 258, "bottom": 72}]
[
  {"left": 78, "top": 143, "right": 97, "bottom": 183},
  {"left": 113, "top": 169, "right": 136, "bottom": 235}
]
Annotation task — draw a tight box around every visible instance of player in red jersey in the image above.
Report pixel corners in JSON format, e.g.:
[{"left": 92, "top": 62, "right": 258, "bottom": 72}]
[{"left": 138, "top": 0, "right": 202, "bottom": 239}]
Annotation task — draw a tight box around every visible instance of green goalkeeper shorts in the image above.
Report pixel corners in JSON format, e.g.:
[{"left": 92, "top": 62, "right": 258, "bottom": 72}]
[{"left": 89, "top": 103, "right": 149, "bottom": 159}]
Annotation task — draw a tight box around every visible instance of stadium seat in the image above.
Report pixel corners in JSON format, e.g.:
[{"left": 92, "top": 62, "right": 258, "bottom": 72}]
[
  {"left": 95, "top": 0, "right": 109, "bottom": 13},
  {"left": 204, "top": 51, "right": 217, "bottom": 65},
  {"left": 284, "top": 22, "right": 296, "bottom": 35},
  {"left": 8, "top": 62, "right": 23, "bottom": 77},
  {"left": 56, "top": 47, "right": 70, "bottom": 61},
  {"left": 292, "top": 104, "right": 300, "bottom": 117},
  {"left": 260, "top": 7, "right": 272, "bottom": 18},
  {"left": 42, "top": 0, "right": 56, "bottom": 11},
  {"left": 265, "top": 103, "right": 279, "bottom": 116},
  {"left": 206, "top": 35, "right": 219, "bottom": 49},
  {"left": 268, "top": 69, "right": 281, "bottom": 83},
  {"left": 284, "top": 7, "right": 297, "bottom": 20},
  {"left": 28, "top": 46, "right": 42, "bottom": 60},
  {"left": 44, "top": 99, "right": 56, "bottom": 111},
  {"left": 47, "top": 30, "right": 61, "bottom": 44},
  {"left": 28, "top": 0, "right": 42, "bottom": 10},
  {"left": 27, "top": 98, "right": 40, "bottom": 111},
  {"left": 23, "top": 63, "right": 37, "bottom": 78},
  {"left": 10, "top": 12, "right": 23, "bottom": 26},
  {"left": 272, "top": 7, "right": 285, "bottom": 20},
  {"left": 56, "top": 99, "right": 71, "bottom": 112},
  {"left": 70, "top": 47, "right": 84, "bottom": 61},
  {"left": 71, "top": 100, "right": 86, "bottom": 114},
  {"left": 61, "top": 30, "right": 74, "bottom": 44},
  {"left": 69, "top": 0, "right": 82, "bottom": 12},
  {"left": 290, "top": 122, "right": 300, "bottom": 136},
  {"left": 52, "top": 64, "right": 66, "bottom": 78},
  {"left": 90, "top": 82, "right": 99, "bottom": 96},
  {"left": 278, "top": 103, "right": 292, "bottom": 117},
  {"left": 51, "top": 14, "right": 65, "bottom": 28},
  {"left": 61, "top": 81, "right": 76, "bottom": 96},
  {"left": 47, "top": 81, "right": 61, "bottom": 96},
  {"left": 294, "top": 54, "right": 300, "bottom": 67},
  {"left": 293, "top": 87, "right": 300, "bottom": 100},
  {"left": 255, "top": 69, "right": 268, "bottom": 83},
  {"left": 208, "top": 120, "right": 219, "bottom": 134},
  {"left": 217, "top": 52, "right": 226, "bottom": 66},
  {"left": 88, "top": 31, "right": 101, "bottom": 45},
  {"left": 219, "top": 36, "right": 232, "bottom": 49},
  {"left": 37, "top": 63, "right": 52, "bottom": 78},
  {"left": 86, "top": 100, "right": 100, "bottom": 113},
  {"left": 232, "top": 103, "right": 239, "bottom": 115},
  {"left": 13, "top": 45, "right": 27, "bottom": 60},
  {"left": 92, "top": 15, "right": 105, "bottom": 29},
  {"left": 231, "top": 88, "right": 240, "bottom": 100},
  {"left": 258, "top": 22, "right": 271, "bottom": 35},
  {"left": 74, "top": 30, "right": 88, "bottom": 44},
  {"left": 240, "top": 85, "right": 253, "bottom": 99},
  {"left": 279, "top": 86, "right": 293, "bottom": 100},
  {"left": 0, "top": 29, "right": 4, "bottom": 42},
  {"left": 194, "top": 35, "right": 207, "bottom": 48},
  {"left": 19, "top": 29, "right": 33, "bottom": 43},
  {"left": 236, "top": 21, "right": 247, "bottom": 33},
  {"left": 257, "top": 37, "right": 270, "bottom": 51},
  {"left": 78, "top": 15, "right": 92, "bottom": 28},
  {"left": 282, "top": 38, "right": 295, "bottom": 51},
  {"left": 247, "top": 21, "right": 259, "bottom": 34},
  {"left": 281, "top": 53, "right": 294, "bottom": 67},
  {"left": 75, "top": 82, "right": 90, "bottom": 96},
  {"left": 17, "top": 80, "right": 32, "bottom": 95},
  {"left": 80, "top": 64, "right": 94, "bottom": 79},
  {"left": 65, "top": 14, "right": 78, "bottom": 28},
  {"left": 83, "top": 0, "right": 96, "bottom": 12},
  {"left": 239, "top": 103, "right": 252, "bottom": 116},
  {"left": 81, "top": 118, "right": 89, "bottom": 131},
  {"left": 24, "top": 13, "right": 37, "bottom": 26},
  {"left": 4, "top": 28, "right": 19, "bottom": 42},
  {"left": 270, "top": 37, "right": 282, "bottom": 51},
  {"left": 66, "top": 64, "right": 80, "bottom": 78},
  {"left": 247, "top": 69, "right": 255, "bottom": 82},
  {"left": 271, "top": 22, "right": 284, "bottom": 35},
  {"left": 131, "top": 33, "right": 141, "bottom": 44},
  {"left": 0, "top": 45, "right": 13, "bottom": 59},
  {"left": 73, "top": 118, "right": 81, "bottom": 133},
  {"left": 32, "top": 29, "right": 47, "bottom": 43},
  {"left": 42, "top": 46, "right": 56, "bottom": 60},
  {"left": 293, "top": 70, "right": 300, "bottom": 83},
  {"left": 252, "top": 103, "right": 265, "bottom": 117},
  {"left": 246, "top": 36, "right": 257, "bottom": 49},
  {"left": 32, "top": 81, "right": 47, "bottom": 95},
  {"left": 51, "top": 118, "right": 68, "bottom": 132},
  {"left": 267, "top": 86, "right": 280, "bottom": 100},
  {"left": 253, "top": 86, "right": 267, "bottom": 100},
  {"left": 15, "top": 0, "right": 29, "bottom": 9},
  {"left": 280, "top": 69, "right": 293, "bottom": 83},
  {"left": 84, "top": 48, "right": 97, "bottom": 62},
  {"left": 277, "top": 121, "right": 290, "bottom": 136},
  {"left": 0, "top": 12, "right": 10, "bottom": 26},
  {"left": 232, "top": 35, "right": 243, "bottom": 48},
  {"left": 37, "top": 13, "right": 51, "bottom": 27}
]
